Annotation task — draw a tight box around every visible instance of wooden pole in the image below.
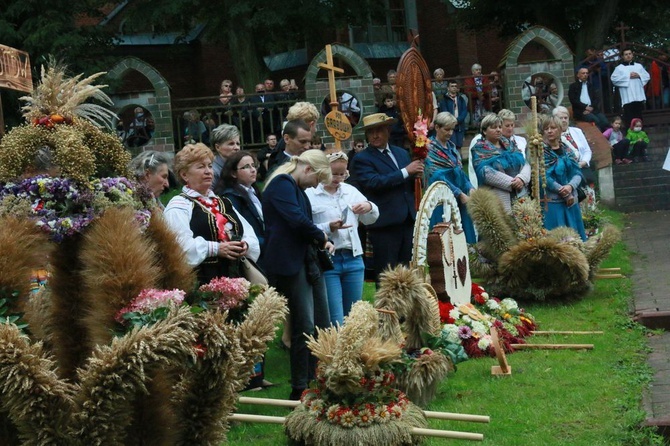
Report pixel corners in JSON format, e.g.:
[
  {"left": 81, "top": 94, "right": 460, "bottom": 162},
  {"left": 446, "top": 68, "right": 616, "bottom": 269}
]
[
  {"left": 237, "top": 396, "right": 490, "bottom": 423},
  {"left": 0, "top": 95, "right": 5, "bottom": 138},
  {"left": 530, "top": 96, "right": 540, "bottom": 202},
  {"left": 531, "top": 331, "right": 603, "bottom": 335},
  {"left": 228, "top": 413, "right": 484, "bottom": 440},
  {"left": 511, "top": 343, "right": 594, "bottom": 350}
]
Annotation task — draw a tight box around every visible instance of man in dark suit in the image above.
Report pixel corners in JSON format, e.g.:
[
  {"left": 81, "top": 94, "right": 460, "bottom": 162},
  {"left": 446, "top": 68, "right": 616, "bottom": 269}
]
[
  {"left": 351, "top": 112, "right": 424, "bottom": 283},
  {"left": 569, "top": 68, "right": 609, "bottom": 131},
  {"left": 439, "top": 80, "right": 469, "bottom": 150}
]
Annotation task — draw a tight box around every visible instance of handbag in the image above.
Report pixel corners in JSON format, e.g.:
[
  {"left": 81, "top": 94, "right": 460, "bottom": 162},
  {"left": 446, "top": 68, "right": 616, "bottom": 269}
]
[
  {"left": 239, "top": 256, "right": 268, "bottom": 286},
  {"left": 315, "top": 248, "right": 334, "bottom": 272}
]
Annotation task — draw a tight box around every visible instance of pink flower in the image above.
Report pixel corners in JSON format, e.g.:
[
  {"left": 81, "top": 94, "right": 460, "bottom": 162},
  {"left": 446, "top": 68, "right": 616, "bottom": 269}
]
[
  {"left": 199, "top": 276, "right": 251, "bottom": 310},
  {"left": 115, "top": 288, "right": 186, "bottom": 323}
]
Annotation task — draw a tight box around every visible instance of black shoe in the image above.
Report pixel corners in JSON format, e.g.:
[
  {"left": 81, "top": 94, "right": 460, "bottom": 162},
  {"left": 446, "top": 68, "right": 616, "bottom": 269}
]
[
  {"left": 289, "top": 388, "right": 305, "bottom": 401},
  {"left": 642, "top": 155, "right": 650, "bottom": 162}
]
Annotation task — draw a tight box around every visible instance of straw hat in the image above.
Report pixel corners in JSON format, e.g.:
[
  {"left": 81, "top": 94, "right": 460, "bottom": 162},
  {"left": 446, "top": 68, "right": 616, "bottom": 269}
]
[{"left": 360, "top": 112, "right": 397, "bottom": 130}]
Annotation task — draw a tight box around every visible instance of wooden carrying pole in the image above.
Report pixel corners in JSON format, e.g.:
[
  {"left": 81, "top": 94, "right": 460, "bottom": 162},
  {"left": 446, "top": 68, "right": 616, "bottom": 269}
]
[
  {"left": 531, "top": 331, "right": 603, "bottom": 335},
  {"left": 511, "top": 343, "right": 594, "bottom": 350},
  {"left": 237, "top": 396, "right": 490, "bottom": 423},
  {"left": 227, "top": 413, "right": 484, "bottom": 441}
]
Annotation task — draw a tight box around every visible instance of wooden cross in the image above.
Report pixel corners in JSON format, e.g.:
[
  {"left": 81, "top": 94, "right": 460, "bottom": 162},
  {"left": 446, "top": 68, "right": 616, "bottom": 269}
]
[
  {"left": 318, "top": 44, "right": 345, "bottom": 150},
  {"left": 615, "top": 22, "right": 630, "bottom": 45}
]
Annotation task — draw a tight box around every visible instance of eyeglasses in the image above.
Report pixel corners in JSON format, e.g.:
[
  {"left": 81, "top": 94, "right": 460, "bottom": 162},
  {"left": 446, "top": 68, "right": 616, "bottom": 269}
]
[
  {"left": 355, "top": 145, "right": 364, "bottom": 148},
  {"left": 237, "top": 163, "right": 258, "bottom": 170}
]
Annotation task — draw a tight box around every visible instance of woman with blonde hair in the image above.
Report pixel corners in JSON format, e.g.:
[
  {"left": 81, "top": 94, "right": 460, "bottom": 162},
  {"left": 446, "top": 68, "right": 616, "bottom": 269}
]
[
  {"left": 305, "top": 151, "right": 379, "bottom": 326},
  {"left": 261, "top": 149, "right": 334, "bottom": 400}
]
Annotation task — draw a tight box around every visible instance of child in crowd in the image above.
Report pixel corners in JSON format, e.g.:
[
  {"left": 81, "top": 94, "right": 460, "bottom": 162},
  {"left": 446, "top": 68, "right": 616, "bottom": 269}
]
[
  {"left": 626, "top": 118, "right": 650, "bottom": 162},
  {"left": 377, "top": 93, "right": 406, "bottom": 148},
  {"left": 603, "top": 116, "right": 632, "bottom": 164}
]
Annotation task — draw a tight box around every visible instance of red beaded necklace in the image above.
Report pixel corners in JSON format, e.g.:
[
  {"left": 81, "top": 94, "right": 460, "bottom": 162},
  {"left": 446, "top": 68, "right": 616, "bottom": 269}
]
[{"left": 194, "top": 196, "right": 230, "bottom": 242}]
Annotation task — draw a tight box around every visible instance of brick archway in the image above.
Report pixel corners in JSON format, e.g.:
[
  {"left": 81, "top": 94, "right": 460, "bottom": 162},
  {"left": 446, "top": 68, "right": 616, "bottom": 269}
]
[
  {"left": 498, "top": 26, "right": 574, "bottom": 125},
  {"left": 106, "top": 57, "right": 174, "bottom": 153},
  {"left": 305, "top": 44, "right": 374, "bottom": 145}
]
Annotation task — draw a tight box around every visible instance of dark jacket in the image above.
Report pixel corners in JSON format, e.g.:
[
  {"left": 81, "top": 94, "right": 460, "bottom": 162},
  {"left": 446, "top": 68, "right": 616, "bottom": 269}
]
[
  {"left": 260, "top": 174, "right": 325, "bottom": 276},
  {"left": 222, "top": 184, "right": 265, "bottom": 246},
  {"left": 568, "top": 80, "right": 602, "bottom": 120},
  {"left": 350, "top": 144, "right": 416, "bottom": 229}
]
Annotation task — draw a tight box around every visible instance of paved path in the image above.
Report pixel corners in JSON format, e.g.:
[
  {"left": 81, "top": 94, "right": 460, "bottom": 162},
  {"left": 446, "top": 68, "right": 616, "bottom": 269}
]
[{"left": 623, "top": 210, "right": 670, "bottom": 434}]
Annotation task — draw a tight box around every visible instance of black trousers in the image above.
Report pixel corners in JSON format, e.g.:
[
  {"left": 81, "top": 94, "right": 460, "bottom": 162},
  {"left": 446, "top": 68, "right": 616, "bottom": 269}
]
[
  {"left": 622, "top": 100, "right": 645, "bottom": 129},
  {"left": 368, "top": 220, "right": 414, "bottom": 286}
]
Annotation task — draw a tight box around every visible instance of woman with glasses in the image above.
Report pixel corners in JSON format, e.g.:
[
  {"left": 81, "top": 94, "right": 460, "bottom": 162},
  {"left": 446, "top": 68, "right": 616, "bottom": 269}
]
[
  {"left": 216, "top": 150, "right": 265, "bottom": 247},
  {"left": 305, "top": 151, "right": 379, "bottom": 326},
  {"left": 128, "top": 150, "right": 171, "bottom": 209}
]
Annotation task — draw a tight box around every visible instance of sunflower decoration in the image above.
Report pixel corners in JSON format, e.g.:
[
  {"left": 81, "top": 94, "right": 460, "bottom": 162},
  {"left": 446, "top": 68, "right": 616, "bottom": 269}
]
[{"left": 0, "top": 59, "right": 130, "bottom": 183}]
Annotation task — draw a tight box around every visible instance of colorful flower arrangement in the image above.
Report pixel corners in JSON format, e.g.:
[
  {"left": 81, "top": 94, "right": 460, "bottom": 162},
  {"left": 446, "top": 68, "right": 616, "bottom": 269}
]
[
  {"left": 31, "top": 113, "right": 73, "bottom": 128},
  {"left": 301, "top": 377, "right": 411, "bottom": 428},
  {"left": 411, "top": 111, "right": 429, "bottom": 161},
  {"left": 197, "top": 276, "right": 260, "bottom": 314},
  {"left": 0, "top": 175, "right": 152, "bottom": 242},
  {"left": 115, "top": 288, "right": 186, "bottom": 329},
  {"left": 437, "top": 283, "right": 537, "bottom": 358}
]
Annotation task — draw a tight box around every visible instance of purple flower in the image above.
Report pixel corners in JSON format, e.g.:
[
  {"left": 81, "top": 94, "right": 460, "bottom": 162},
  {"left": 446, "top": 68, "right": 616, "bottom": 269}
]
[{"left": 458, "top": 325, "right": 473, "bottom": 339}]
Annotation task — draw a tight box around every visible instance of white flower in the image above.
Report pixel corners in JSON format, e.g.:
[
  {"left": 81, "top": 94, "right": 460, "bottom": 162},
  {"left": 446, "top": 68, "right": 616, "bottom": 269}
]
[
  {"left": 481, "top": 292, "right": 489, "bottom": 299},
  {"left": 500, "top": 298, "right": 518, "bottom": 313},
  {"left": 477, "top": 335, "right": 492, "bottom": 350},
  {"left": 442, "top": 324, "right": 460, "bottom": 344},
  {"left": 462, "top": 315, "right": 472, "bottom": 323},
  {"left": 486, "top": 299, "right": 500, "bottom": 311},
  {"left": 449, "top": 308, "right": 460, "bottom": 320},
  {"left": 471, "top": 321, "right": 487, "bottom": 337}
]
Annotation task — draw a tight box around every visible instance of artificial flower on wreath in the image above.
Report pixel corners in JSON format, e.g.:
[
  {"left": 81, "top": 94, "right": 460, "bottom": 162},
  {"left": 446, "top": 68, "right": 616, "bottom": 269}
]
[
  {"left": 438, "top": 283, "right": 537, "bottom": 358},
  {"left": 411, "top": 111, "right": 429, "bottom": 161}
]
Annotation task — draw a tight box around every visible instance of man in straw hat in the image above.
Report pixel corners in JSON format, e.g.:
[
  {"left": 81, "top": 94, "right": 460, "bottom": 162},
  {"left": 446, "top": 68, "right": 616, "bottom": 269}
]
[{"left": 350, "top": 112, "right": 424, "bottom": 284}]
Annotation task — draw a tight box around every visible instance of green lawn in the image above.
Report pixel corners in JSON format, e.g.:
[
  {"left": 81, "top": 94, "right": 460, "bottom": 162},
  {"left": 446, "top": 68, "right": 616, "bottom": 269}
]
[{"left": 227, "top": 211, "right": 663, "bottom": 445}]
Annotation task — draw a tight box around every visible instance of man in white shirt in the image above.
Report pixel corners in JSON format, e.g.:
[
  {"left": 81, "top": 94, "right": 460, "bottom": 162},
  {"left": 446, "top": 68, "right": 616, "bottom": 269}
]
[{"left": 611, "top": 48, "right": 650, "bottom": 128}]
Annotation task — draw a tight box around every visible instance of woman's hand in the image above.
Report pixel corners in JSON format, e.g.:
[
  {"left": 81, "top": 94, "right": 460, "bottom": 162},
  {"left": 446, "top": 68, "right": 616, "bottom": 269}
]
[
  {"left": 329, "top": 219, "right": 352, "bottom": 231},
  {"left": 511, "top": 177, "right": 525, "bottom": 191},
  {"left": 558, "top": 184, "right": 573, "bottom": 199},
  {"left": 217, "top": 240, "right": 247, "bottom": 260},
  {"left": 325, "top": 241, "right": 335, "bottom": 254},
  {"left": 459, "top": 193, "right": 470, "bottom": 204},
  {"left": 351, "top": 201, "right": 372, "bottom": 214}
]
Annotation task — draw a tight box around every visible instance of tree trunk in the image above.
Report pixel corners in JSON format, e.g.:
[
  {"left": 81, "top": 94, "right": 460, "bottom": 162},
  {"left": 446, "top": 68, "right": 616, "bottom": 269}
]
[
  {"left": 573, "top": 0, "right": 620, "bottom": 59},
  {"left": 226, "top": 24, "right": 268, "bottom": 90}
]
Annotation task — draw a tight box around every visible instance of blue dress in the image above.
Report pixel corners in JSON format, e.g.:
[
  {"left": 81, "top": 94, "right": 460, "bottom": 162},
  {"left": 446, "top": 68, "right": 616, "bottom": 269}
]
[
  {"left": 425, "top": 136, "right": 477, "bottom": 243},
  {"left": 542, "top": 143, "right": 587, "bottom": 241}
]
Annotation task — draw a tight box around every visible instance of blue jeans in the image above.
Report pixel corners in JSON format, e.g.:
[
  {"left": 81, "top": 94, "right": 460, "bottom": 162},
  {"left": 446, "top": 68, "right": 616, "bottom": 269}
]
[{"left": 323, "top": 250, "right": 365, "bottom": 326}]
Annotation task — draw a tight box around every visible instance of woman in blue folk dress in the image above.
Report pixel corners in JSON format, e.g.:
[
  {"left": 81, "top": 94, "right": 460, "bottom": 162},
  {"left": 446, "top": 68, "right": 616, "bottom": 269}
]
[
  {"left": 424, "top": 112, "right": 477, "bottom": 243},
  {"left": 541, "top": 116, "right": 587, "bottom": 241}
]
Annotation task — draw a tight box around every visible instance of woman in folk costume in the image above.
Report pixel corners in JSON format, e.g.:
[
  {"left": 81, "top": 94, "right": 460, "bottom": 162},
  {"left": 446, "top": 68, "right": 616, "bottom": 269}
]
[
  {"left": 424, "top": 112, "right": 477, "bottom": 243},
  {"left": 541, "top": 116, "right": 587, "bottom": 241},
  {"left": 470, "top": 114, "right": 530, "bottom": 213},
  {"left": 164, "top": 143, "right": 260, "bottom": 286}
]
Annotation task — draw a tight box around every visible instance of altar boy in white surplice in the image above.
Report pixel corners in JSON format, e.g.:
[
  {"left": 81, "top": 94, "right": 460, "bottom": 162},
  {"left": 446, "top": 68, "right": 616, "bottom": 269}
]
[{"left": 611, "top": 48, "right": 650, "bottom": 128}]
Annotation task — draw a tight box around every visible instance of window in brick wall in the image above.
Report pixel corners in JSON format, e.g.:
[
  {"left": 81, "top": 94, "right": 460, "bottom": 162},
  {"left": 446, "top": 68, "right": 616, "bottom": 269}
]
[{"left": 349, "top": 0, "right": 407, "bottom": 44}]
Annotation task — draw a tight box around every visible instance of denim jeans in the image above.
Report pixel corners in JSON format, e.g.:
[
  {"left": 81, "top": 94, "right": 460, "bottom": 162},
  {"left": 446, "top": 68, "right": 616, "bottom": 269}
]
[
  {"left": 272, "top": 266, "right": 329, "bottom": 391},
  {"left": 323, "top": 250, "right": 365, "bottom": 326}
]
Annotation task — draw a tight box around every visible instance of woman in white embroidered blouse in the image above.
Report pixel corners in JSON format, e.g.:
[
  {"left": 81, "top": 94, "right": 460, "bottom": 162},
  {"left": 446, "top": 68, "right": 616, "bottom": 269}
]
[
  {"left": 163, "top": 143, "right": 259, "bottom": 286},
  {"left": 305, "top": 151, "right": 379, "bottom": 326}
]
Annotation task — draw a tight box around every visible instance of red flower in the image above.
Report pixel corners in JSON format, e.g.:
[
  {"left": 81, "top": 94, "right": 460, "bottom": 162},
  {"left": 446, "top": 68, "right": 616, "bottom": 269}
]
[
  {"left": 438, "top": 301, "right": 455, "bottom": 324},
  {"left": 474, "top": 293, "right": 487, "bottom": 305},
  {"left": 193, "top": 343, "right": 207, "bottom": 358}
]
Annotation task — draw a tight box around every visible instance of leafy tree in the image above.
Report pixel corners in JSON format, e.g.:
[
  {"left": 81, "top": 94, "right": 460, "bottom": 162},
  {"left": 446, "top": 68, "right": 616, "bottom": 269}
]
[
  {"left": 121, "top": 0, "right": 380, "bottom": 88},
  {"left": 0, "top": 0, "right": 116, "bottom": 127},
  {"left": 447, "top": 0, "right": 670, "bottom": 59}
]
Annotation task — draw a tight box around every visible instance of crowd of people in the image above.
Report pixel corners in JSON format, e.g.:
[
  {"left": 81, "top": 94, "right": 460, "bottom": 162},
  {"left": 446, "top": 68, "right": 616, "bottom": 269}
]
[{"left": 121, "top": 45, "right": 668, "bottom": 399}]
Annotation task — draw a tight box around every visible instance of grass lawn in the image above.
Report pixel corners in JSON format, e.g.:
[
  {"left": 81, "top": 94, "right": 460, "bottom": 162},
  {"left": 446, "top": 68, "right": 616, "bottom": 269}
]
[{"left": 227, "top": 210, "right": 663, "bottom": 445}]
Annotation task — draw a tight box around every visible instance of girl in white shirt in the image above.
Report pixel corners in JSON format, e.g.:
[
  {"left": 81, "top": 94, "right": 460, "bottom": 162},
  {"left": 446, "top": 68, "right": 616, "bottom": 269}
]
[{"left": 305, "top": 152, "right": 379, "bottom": 326}]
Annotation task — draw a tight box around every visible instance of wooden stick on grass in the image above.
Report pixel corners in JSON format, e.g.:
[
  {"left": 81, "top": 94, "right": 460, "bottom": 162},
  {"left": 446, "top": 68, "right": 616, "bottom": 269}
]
[
  {"left": 227, "top": 413, "right": 485, "bottom": 440},
  {"left": 531, "top": 331, "right": 603, "bottom": 335},
  {"left": 511, "top": 343, "right": 594, "bottom": 350},
  {"left": 237, "top": 396, "right": 491, "bottom": 423}
]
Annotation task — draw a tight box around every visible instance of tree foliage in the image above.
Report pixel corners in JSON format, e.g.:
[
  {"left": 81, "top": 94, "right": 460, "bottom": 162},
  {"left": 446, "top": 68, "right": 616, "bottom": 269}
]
[
  {"left": 0, "top": 0, "right": 116, "bottom": 127},
  {"left": 448, "top": 0, "right": 670, "bottom": 58},
  {"left": 121, "top": 0, "right": 381, "bottom": 87}
]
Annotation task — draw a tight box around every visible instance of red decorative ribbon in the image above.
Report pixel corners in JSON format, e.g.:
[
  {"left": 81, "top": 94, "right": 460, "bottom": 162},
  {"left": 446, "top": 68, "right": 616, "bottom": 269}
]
[{"left": 195, "top": 197, "right": 230, "bottom": 242}]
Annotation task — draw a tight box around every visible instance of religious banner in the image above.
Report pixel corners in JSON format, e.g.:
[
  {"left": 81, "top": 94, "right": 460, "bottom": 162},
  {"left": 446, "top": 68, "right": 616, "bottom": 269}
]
[{"left": 0, "top": 44, "right": 33, "bottom": 93}]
